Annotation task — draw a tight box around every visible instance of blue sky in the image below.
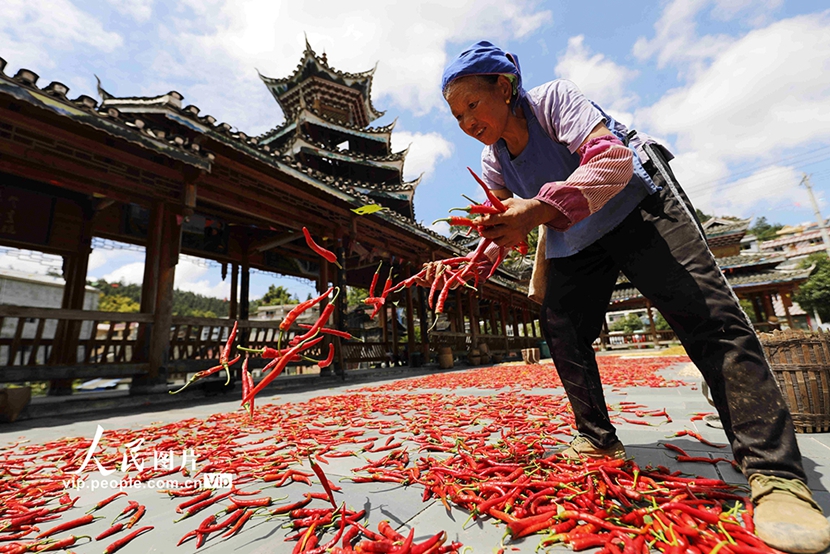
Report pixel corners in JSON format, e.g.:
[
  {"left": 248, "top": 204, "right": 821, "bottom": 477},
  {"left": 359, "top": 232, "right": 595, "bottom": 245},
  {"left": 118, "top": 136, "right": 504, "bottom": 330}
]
[{"left": 2, "top": 0, "right": 829, "bottom": 302}]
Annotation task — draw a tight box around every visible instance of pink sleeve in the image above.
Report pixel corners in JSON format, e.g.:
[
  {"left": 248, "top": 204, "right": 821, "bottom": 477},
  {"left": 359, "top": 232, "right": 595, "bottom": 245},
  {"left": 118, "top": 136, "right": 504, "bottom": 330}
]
[{"left": 534, "top": 135, "right": 633, "bottom": 231}]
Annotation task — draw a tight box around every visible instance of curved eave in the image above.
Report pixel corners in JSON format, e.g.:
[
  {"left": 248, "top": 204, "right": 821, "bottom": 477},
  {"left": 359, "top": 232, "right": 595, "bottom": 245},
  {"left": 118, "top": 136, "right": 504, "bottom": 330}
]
[
  {"left": 0, "top": 78, "right": 209, "bottom": 170},
  {"left": 288, "top": 136, "right": 404, "bottom": 172},
  {"left": 296, "top": 108, "right": 391, "bottom": 143}
]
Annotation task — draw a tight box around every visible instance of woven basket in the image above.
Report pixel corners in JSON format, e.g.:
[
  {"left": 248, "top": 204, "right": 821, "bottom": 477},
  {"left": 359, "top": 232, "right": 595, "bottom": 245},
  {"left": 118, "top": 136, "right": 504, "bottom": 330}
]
[{"left": 759, "top": 329, "right": 830, "bottom": 433}]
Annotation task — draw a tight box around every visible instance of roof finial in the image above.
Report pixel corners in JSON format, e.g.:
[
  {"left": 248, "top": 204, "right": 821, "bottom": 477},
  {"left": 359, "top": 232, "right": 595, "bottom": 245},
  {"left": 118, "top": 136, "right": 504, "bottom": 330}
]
[
  {"left": 94, "top": 74, "right": 112, "bottom": 101},
  {"left": 321, "top": 50, "right": 327, "bottom": 65}
]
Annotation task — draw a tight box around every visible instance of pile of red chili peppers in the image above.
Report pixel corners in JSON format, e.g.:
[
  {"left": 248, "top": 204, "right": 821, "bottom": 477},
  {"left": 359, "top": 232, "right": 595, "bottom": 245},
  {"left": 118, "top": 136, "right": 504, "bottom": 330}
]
[{"left": 0, "top": 219, "right": 776, "bottom": 554}]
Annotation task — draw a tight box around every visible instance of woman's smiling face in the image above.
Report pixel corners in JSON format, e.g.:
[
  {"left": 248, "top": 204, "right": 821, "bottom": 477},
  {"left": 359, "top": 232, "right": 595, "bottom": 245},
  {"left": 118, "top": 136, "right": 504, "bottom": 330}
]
[{"left": 445, "top": 75, "right": 513, "bottom": 145}]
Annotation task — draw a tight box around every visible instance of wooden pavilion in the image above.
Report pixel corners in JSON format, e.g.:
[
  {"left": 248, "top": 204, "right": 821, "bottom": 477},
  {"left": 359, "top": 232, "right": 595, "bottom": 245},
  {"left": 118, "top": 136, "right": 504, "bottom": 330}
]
[
  {"left": 605, "top": 218, "right": 812, "bottom": 348},
  {"left": 0, "top": 43, "right": 541, "bottom": 396}
]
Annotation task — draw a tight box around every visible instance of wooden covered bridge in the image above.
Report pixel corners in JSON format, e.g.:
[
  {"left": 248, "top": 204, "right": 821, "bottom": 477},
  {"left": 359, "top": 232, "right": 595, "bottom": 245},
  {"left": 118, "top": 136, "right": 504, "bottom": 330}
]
[{"left": 0, "top": 43, "right": 543, "bottom": 398}]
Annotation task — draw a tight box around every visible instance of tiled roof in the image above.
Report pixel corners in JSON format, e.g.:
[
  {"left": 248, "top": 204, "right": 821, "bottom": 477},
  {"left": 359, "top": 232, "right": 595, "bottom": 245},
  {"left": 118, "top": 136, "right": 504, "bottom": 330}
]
[
  {"left": 703, "top": 219, "right": 751, "bottom": 238},
  {"left": 611, "top": 267, "right": 813, "bottom": 303},
  {"left": 0, "top": 55, "right": 525, "bottom": 285}
]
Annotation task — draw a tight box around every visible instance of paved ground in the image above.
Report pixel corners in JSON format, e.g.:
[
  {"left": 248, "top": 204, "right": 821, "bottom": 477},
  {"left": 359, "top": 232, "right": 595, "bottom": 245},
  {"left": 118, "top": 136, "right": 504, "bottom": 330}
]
[{"left": 2, "top": 355, "right": 829, "bottom": 553}]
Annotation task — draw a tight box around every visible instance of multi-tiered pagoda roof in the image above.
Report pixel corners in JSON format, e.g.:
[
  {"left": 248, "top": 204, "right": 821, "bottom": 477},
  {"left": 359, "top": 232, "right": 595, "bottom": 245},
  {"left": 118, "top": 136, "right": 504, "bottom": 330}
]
[{"left": 258, "top": 40, "right": 419, "bottom": 219}]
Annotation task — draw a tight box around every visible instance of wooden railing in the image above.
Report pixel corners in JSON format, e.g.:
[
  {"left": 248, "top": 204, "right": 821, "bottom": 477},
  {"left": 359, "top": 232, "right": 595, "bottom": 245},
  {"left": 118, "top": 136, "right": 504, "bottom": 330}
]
[
  {"left": 167, "top": 317, "right": 325, "bottom": 374},
  {"left": 596, "top": 329, "right": 679, "bottom": 350},
  {"left": 0, "top": 305, "right": 152, "bottom": 382},
  {"left": 429, "top": 331, "right": 538, "bottom": 357}
]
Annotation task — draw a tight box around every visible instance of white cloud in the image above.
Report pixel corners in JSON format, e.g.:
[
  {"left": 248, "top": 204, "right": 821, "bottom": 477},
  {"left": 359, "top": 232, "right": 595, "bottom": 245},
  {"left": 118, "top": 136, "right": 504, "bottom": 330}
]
[
  {"left": 636, "top": 11, "right": 830, "bottom": 215},
  {"left": 88, "top": 249, "right": 144, "bottom": 274},
  {"left": 101, "top": 262, "right": 145, "bottom": 285},
  {"left": 0, "top": 0, "right": 122, "bottom": 70},
  {"left": 555, "top": 35, "right": 639, "bottom": 126},
  {"left": 632, "top": 0, "right": 733, "bottom": 77},
  {"left": 429, "top": 220, "right": 451, "bottom": 237},
  {"left": 156, "top": 0, "right": 552, "bottom": 133},
  {"left": 107, "top": 0, "right": 154, "bottom": 22},
  {"left": 173, "top": 258, "right": 229, "bottom": 299},
  {"left": 391, "top": 131, "right": 454, "bottom": 182}
]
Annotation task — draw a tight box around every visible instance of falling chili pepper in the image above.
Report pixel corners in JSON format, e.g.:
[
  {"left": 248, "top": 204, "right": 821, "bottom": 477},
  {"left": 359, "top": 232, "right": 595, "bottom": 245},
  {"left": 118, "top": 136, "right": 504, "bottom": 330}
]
[{"left": 302, "top": 227, "right": 342, "bottom": 268}]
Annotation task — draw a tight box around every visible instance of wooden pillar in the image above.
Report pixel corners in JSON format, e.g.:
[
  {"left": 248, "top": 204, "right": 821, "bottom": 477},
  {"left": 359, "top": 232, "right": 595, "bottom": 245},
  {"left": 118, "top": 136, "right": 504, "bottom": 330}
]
[
  {"left": 328, "top": 241, "right": 347, "bottom": 378},
  {"left": 454, "top": 289, "right": 464, "bottom": 335},
  {"left": 762, "top": 293, "right": 777, "bottom": 328},
  {"left": 239, "top": 248, "right": 250, "bottom": 355},
  {"left": 512, "top": 307, "right": 520, "bottom": 339},
  {"left": 135, "top": 205, "right": 181, "bottom": 392},
  {"left": 646, "top": 300, "right": 658, "bottom": 348},
  {"left": 469, "top": 291, "right": 479, "bottom": 349},
  {"left": 49, "top": 201, "right": 95, "bottom": 395},
  {"left": 391, "top": 297, "right": 400, "bottom": 364},
  {"left": 417, "top": 286, "right": 430, "bottom": 362},
  {"left": 229, "top": 263, "right": 239, "bottom": 320},
  {"left": 781, "top": 289, "right": 794, "bottom": 329},
  {"left": 381, "top": 300, "right": 389, "bottom": 345},
  {"left": 405, "top": 265, "right": 416, "bottom": 367},
  {"left": 751, "top": 295, "right": 764, "bottom": 324},
  {"left": 601, "top": 319, "right": 609, "bottom": 351},
  {"left": 521, "top": 309, "right": 529, "bottom": 338},
  {"left": 499, "top": 303, "right": 508, "bottom": 353},
  {"left": 489, "top": 303, "right": 498, "bottom": 337}
]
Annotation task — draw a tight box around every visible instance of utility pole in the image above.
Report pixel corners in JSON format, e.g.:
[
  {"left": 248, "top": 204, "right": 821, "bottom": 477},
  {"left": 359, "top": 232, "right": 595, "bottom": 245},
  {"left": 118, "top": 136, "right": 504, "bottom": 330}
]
[{"left": 801, "top": 174, "right": 830, "bottom": 258}]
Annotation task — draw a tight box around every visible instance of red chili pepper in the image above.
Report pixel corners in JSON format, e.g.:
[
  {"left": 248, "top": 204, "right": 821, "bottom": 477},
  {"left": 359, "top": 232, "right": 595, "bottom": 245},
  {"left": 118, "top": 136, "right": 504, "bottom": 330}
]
[
  {"left": 125, "top": 504, "right": 145, "bottom": 529},
  {"left": 280, "top": 288, "right": 333, "bottom": 331},
  {"left": 169, "top": 355, "right": 241, "bottom": 394},
  {"left": 467, "top": 166, "right": 506, "bottom": 212},
  {"left": 176, "top": 490, "right": 212, "bottom": 512},
  {"left": 102, "top": 525, "right": 153, "bottom": 554},
  {"left": 297, "top": 324, "right": 353, "bottom": 340},
  {"left": 242, "top": 336, "right": 325, "bottom": 405},
  {"left": 35, "top": 534, "right": 91, "bottom": 551},
  {"left": 309, "top": 457, "right": 337, "bottom": 508},
  {"left": 369, "top": 261, "right": 382, "bottom": 297},
  {"left": 86, "top": 492, "right": 127, "bottom": 514},
  {"left": 432, "top": 216, "right": 480, "bottom": 229},
  {"left": 318, "top": 343, "right": 335, "bottom": 369},
  {"left": 303, "top": 227, "right": 341, "bottom": 268},
  {"left": 95, "top": 522, "right": 124, "bottom": 541},
  {"left": 36, "top": 514, "right": 101, "bottom": 539},
  {"left": 221, "top": 508, "right": 254, "bottom": 538}
]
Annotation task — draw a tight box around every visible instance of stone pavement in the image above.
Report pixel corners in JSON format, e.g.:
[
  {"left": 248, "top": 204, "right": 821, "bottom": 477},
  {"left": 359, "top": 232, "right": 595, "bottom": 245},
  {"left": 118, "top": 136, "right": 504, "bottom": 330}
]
[{"left": 2, "top": 356, "right": 829, "bottom": 554}]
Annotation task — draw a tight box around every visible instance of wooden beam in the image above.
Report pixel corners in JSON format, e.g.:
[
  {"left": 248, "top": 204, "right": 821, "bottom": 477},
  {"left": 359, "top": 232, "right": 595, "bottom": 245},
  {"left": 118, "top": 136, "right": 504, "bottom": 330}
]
[{"left": 0, "top": 363, "right": 149, "bottom": 383}]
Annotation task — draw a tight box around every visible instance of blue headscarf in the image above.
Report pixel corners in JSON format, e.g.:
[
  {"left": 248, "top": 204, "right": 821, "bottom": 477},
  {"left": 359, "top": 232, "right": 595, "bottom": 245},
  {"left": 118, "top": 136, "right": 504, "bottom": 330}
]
[{"left": 441, "top": 41, "right": 525, "bottom": 109}]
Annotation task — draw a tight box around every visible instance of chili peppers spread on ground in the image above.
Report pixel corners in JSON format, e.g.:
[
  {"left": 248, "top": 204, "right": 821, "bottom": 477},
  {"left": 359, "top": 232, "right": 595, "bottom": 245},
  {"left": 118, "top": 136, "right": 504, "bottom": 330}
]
[{"left": 1, "top": 353, "right": 778, "bottom": 553}]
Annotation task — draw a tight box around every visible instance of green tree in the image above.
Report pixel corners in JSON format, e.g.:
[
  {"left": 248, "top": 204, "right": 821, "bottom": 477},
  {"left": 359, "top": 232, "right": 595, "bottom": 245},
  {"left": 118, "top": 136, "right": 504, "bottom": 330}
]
[
  {"left": 258, "top": 285, "right": 298, "bottom": 307},
  {"left": 793, "top": 254, "right": 830, "bottom": 320},
  {"left": 750, "top": 216, "right": 784, "bottom": 241},
  {"left": 347, "top": 286, "right": 368, "bottom": 308},
  {"left": 610, "top": 313, "right": 644, "bottom": 333},
  {"left": 695, "top": 208, "right": 712, "bottom": 224},
  {"left": 98, "top": 294, "right": 140, "bottom": 313},
  {"left": 654, "top": 312, "right": 671, "bottom": 331}
]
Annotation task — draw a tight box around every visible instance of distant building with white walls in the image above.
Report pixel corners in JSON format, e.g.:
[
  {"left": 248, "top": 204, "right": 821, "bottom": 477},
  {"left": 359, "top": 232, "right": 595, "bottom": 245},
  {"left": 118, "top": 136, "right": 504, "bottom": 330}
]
[{"left": 0, "top": 269, "right": 99, "bottom": 364}]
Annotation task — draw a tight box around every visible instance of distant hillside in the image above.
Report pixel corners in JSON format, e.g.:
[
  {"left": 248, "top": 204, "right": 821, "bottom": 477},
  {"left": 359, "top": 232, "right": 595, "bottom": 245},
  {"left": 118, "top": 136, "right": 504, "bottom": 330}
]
[{"left": 89, "top": 278, "right": 229, "bottom": 317}]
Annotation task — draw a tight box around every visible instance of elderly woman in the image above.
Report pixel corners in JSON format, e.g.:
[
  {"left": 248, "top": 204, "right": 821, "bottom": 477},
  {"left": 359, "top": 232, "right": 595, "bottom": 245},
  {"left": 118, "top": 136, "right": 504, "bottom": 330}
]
[{"left": 433, "top": 40, "right": 829, "bottom": 554}]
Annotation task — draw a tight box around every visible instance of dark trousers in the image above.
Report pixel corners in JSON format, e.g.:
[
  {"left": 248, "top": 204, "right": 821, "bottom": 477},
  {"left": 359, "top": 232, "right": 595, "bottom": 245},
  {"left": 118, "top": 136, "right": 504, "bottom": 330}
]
[{"left": 540, "top": 158, "right": 806, "bottom": 482}]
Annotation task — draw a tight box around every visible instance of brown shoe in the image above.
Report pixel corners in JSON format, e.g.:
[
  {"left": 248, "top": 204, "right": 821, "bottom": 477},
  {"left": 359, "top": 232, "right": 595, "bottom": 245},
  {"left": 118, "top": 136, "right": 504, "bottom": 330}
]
[
  {"left": 750, "top": 474, "right": 830, "bottom": 554},
  {"left": 547, "top": 435, "right": 626, "bottom": 460}
]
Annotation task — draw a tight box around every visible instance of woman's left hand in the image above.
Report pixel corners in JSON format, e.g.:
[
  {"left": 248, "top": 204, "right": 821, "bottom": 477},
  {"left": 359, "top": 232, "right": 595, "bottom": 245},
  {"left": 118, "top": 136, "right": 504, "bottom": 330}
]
[{"left": 478, "top": 197, "right": 562, "bottom": 247}]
